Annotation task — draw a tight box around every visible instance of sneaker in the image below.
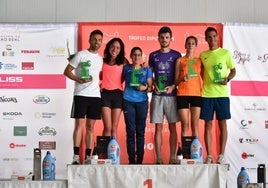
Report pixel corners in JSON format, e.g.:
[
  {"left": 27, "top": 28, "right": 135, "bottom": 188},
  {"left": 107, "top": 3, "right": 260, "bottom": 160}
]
[
  {"left": 169, "top": 158, "right": 176, "bottom": 164},
  {"left": 83, "top": 156, "right": 91, "bottom": 165},
  {"left": 216, "top": 154, "right": 224, "bottom": 164},
  {"left": 205, "top": 155, "right": 213, "bottom": 164},
  {"left": 156, "top": 158, "right": 163, "bottom": 164},
  {"left": 72, "top": 155, "right": 80, "bottom": 165}
]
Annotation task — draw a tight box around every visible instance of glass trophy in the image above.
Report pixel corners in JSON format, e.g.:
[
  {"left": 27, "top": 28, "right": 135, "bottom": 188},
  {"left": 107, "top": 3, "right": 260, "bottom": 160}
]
[
  {"left": 157, "top": 75, "right": 168, "bottom": 92},
  {"left": 187, "top": 59, "right": 198, "bottom": 78},
  {"left": 130, "top": 69, "right": 141, "bottom": 86},
  {"left": 80, "top": 60, "right": 92, "bottom": 79},
  {"left": 212, "top": 63, "right": 224, "bottom": 83}
]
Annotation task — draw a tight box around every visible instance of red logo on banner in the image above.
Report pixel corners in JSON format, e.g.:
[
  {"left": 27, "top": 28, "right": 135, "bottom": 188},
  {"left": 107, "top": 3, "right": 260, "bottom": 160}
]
[{"left": 22, "top": 62, "right": 34, "bottom": 70}]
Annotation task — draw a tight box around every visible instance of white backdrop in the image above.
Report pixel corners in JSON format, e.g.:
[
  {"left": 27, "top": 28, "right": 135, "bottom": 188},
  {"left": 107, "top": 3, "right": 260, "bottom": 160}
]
[
  {"left": 224, "top": 23, "right": 268, "bottom": 187},
  {"left": 0, "top": 24, "right": 76, "bottom": 179}
]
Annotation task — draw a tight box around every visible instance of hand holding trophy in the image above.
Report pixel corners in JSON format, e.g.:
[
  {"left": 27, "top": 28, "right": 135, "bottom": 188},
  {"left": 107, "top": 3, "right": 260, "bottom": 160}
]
[{"left": 80, "top": 60, "right": 93, "bottom": 83}]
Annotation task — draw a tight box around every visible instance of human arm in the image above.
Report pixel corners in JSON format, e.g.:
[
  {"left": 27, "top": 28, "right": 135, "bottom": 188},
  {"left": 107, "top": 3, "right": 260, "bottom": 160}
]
[
  {"left": 64, "top": 64, "right": 92, "bottom": 84},
  {"left": 174, "top": 57, "right": 188, "bottom": 86},
  {"left": 221, "top": 67, "right": 236, "bottom": 85}
]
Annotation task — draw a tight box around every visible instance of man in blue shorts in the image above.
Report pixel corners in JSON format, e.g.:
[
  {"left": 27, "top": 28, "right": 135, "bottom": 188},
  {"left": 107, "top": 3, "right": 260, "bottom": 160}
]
[
  {"left": 64, "top": 29, "right": 103, "bottom": 164},
  {"left": 200, "top": 27, "right": 236, "bottom": 164}
]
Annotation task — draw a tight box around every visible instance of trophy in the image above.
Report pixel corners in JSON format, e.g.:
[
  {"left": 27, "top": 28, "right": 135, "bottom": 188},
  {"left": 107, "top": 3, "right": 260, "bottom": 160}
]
[
  {"left": 187, "top": 59, "right": 198, "bottom": 78},
  {"left": 80, "top": 60, "right": 92, "bottom": 79},
  {"left": 130, "top": 69, "right": 142, "bottom": 86},
  {"left": 157, "top": 75, "right": 168, "bottom": 92},
  {"left": 67, "top": 40, "right": 75, "bottom": 61},
  {"left": 212, "top": 63, "right": 224, "bottom": 83}
]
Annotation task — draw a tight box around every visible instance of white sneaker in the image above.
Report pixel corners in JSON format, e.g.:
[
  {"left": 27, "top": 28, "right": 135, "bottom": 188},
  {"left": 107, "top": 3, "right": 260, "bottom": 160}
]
[
  {"left": 205, "top": 155, "right": 213, "bottom": 164},
  {"left": 216, "top": 154, "right": 224, "bottom": 164},
  {"left": 72, "top": 155, "right": 80, "bottom": 165},
  {"left": 83, "top": 156, "right": 91, "bottom": 165}
]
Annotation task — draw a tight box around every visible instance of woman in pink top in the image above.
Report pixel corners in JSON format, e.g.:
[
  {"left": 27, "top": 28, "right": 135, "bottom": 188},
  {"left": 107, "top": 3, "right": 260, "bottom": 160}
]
[{"left": 100, "top": 38, "right": 129, "bottom": 138}]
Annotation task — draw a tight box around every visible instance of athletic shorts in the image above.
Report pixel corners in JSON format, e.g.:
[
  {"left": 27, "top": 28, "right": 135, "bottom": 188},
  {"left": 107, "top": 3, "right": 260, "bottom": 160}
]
[
  {"left": 71, "top": 95, "right": 101, "bottom": 119},
  {"left": 177, "top": 96, "right": 202, "bottom": 109},
  {"left": 150, "top": 95, "right": 179, "bottom": 123},
  {"left": 101, "top": 89, "right": 123, "bottom": 109},
  {"left": 200, "top": 97, "right": 231, "bottom": 121}
]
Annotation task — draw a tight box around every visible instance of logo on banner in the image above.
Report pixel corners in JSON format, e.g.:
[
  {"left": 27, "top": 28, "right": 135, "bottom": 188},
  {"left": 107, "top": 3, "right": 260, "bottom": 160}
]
[
  {"left": 21, "top": 62, "right": 34, "bottom": 70},
  {"left": 14, "top": 126, "right": 27, "bottom": 136},
  {"left": 0, "top": 28, "right": 21, "bottom": 42},
  {"left": 2, "top": 111, "right": 23, "bottom": 120},
  {"left": 9, "top": 143, "right": 26, "bottom": 149},
  {"left": 47, "top": 46, "right": 66, "bottom": 57},
  {"left": 0, "top": 96, "right": 18, "bottom": 103},
  {"left": 39, "top": 141, "right": 56, "bottom": 150},
  {"left": 21, "top": 50, "right": 40, "bottom": 54},
  {"left": 265, "top": 120, "right": 268, "bottom": 129},
  {"left": 244, "top": 103, "right": 266, "bottom": 111},
  {"left": 2, "top": 158, "right": 19, "bottom": 162},
  {"left": 0, "top": 74, "right": 66, "bottom": 89},
  {"left": 233, "top": 50, "right": 250, "bottom": 64},
  {"left": 0, "top": 76, "right": 23, "bottom": 83},
  {"left": 0, "top": 62, "right": 18, "bottom": 70},
  {"left": 257, "top": 53, "right": 268, "bottom": 63},
  {"left": 38, "top": 126, "right": 57, "bottom": 136},
  {"left": 241, "top": 152, "right": 255, "bottom": 159},
  {"left": 2, "top": 44, "right": 15, "bottom": 56},
  {"left": 33, "top": 95, "right": 50, "bottom": 104},
  {"left": 240, "top": 119, "right": 252, "bottom": 129},
  {"left": 239, "top": 138, "right": 258, "bottom": 144},
  {"left": 34, "top": 112, "right": 56, "bottom": 119}
]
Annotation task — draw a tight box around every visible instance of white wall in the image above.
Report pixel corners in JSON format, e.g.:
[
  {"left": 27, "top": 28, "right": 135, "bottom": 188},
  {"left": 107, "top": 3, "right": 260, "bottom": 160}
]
[{"left": 0, "top": 0, "right": 268, "bottom": 24}]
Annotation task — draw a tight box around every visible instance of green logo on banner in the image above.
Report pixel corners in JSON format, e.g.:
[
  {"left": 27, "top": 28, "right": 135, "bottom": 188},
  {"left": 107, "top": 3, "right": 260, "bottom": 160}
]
[{"left": 14, "top": 126, "right": 27, "bottom": 136}]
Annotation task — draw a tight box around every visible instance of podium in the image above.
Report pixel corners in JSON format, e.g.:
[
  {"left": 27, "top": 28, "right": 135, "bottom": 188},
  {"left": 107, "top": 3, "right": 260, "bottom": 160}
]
[{"left": 68, "top": 164, "right": 228, "bottom": 188}]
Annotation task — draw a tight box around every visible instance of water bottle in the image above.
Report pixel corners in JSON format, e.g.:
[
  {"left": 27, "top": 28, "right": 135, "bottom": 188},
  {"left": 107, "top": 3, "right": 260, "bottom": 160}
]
[
  {"left": 257, "top": 164, "right": 266, "bottom": 188},
  {"left": 190, "top": 136, "right": 203, "bottom": 163},
  {"left": 237, "top": 167, "right": 250, "bottom": 188},
  {"left": 176, "top": 142, "right": 183, "bottom": 164},
  {"left": 107, "top": 136, "right": 120, "bottom": 165},
  {"left": 42, "top": 151, "right": 55, "bottom": 180}
]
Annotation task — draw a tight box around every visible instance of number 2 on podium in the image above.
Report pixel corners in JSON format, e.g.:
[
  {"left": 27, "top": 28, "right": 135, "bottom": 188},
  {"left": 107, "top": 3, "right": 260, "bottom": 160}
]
[{"left": 144, "top": 179, "right": 152, "bottom": 188}]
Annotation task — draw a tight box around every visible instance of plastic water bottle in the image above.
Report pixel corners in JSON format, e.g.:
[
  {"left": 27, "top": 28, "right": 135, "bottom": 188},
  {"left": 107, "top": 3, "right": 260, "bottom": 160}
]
[
  {"left": 107, "top": 136, "right": 120, "bottom": 165},
  {"left": 42, "top": 151, "right": 55, "bottom": 180},
  {"left": 176, "top": 142, "right": 183, "bottom": 164},
  {"left": 190, "top": 136, "right": 203, "bottom": 163},
  {"left": 237, "top": 167, "right": 250, "bottom": 188},
  {"left": 257, "top": 164, "right": 266, "bottom": 188}
]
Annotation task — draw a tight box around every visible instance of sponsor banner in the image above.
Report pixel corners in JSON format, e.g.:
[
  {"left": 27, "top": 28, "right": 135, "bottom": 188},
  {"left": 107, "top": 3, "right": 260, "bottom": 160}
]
[
  {"left": 223, "top": 23, "right": 268, "bottom": 187},
  {"left": 0, "top": 23, "right": 76, "bottom": 179},
  {"left": 0, "top": 74, "right": 66, "bottom": 89}
]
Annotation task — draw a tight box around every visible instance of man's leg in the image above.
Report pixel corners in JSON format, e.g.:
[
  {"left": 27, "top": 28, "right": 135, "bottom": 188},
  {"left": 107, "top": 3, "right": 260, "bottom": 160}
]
[
  {"left": 154, "top": 123, "right": 163, "bottom": 164},
  {"left": 204, "top": 120, "right": 213, "bottom": 163},
  {"left": 168, "top": 123, "right": 177, "bottom": 163}
]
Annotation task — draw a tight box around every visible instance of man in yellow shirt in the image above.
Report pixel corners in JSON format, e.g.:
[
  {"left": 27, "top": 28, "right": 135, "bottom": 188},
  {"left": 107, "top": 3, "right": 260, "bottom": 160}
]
[{"left": 200, "top": 27, "right": 236, "bottom": 164}]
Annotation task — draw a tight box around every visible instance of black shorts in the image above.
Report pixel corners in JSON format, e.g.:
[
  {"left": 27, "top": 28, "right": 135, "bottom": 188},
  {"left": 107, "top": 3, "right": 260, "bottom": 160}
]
[
  {"left": 177, "top": 96, "right": 202, "bottom": 109},
  {"left": 101, "top": 89, "right": 123, "bottom": 109},
  {"left": 71, "top": 96, "right": 101, "bottom": 119}
]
